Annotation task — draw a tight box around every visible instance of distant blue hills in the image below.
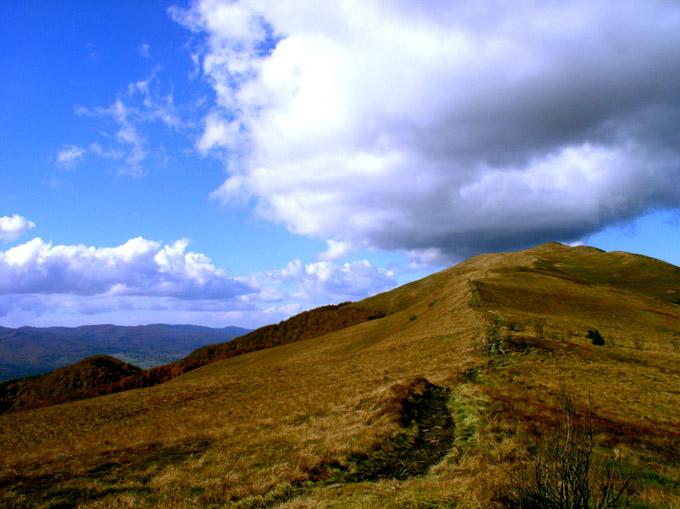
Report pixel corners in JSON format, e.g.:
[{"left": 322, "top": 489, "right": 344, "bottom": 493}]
[{"left": 0, "top": 323, "right": 252, "bottom": 381}]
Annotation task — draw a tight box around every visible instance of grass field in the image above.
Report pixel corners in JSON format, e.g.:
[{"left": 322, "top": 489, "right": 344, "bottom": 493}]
[{"left": 1, "top": 243, "right": 679, "bottom": 508}]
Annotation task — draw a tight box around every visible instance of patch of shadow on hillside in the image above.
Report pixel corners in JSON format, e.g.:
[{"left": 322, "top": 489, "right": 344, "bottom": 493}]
[{"left": 322, "top": 379, "right": 455, "bottom": 483}]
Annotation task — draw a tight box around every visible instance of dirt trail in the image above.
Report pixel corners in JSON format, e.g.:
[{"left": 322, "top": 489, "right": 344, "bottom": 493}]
[{"left": 337, "top": 379, "right": 455, "bottom": 482}]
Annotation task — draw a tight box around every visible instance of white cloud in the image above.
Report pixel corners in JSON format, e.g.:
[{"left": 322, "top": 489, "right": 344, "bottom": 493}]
[
  {"left": 76, "top": 99, "right": 147, "bottom": 176},
  {"left": 318, "top": 239, "right": 353, "bottom": 261},
  {"left": 196, "top": 112, "right": 240, "bottom": 153},
  {"left": 401, "top": 247, "right": 449, "bottom": 271},
  {"left": 56, "top": 145, "right": 86, "bottom": 169},
  {"left": 89, "top": 142, "right": 123, "bottom": 160},
  {"left": 0, "top": 293, "right": 276, "bottom": 329},
  {"left": 0, "top": 237, "right": 250, "bottom": 298},
  {"left": 138, "top": 42, "right": 151, "bottom": 59},
  {"left": 73, "top": 69, "right": 183, "bottom": 177},
  {"left": 240, "top": 258, "right": 396, "bottom": 303},
  {"left": 0, "top": 214, "right": 35, "bottom": 242},
  {"left": 0, "top": 237, "right": 396, "bottom": 327},
  {"left": 174, "top": 0, "right": 680, "bottom": 262}
]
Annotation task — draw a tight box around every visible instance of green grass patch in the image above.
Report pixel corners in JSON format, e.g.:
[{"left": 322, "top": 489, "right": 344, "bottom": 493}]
[{"left": 447, "top": 384, "right": 489, "bottom": 452}]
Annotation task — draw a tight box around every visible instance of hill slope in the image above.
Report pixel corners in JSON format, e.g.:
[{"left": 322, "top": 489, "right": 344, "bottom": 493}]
[
  {"left": 1, "top": 243, "right": 678, "bottom": 508},
  {"left": 0, "top": 304, "right": 384, "bottom": 414}
]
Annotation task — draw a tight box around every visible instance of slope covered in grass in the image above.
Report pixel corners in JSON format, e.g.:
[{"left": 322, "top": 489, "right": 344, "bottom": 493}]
[
  {"left": 1, "top": 243, "right": 678, "bottom": 508},
  {"left": 0, "top": 303, "right": 384, "bottom": 414}
]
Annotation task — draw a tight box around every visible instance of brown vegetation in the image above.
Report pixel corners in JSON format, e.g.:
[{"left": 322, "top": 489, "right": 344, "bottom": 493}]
[
  {"left": 0, "top": 355, "right": 140, "bottom": 413},
  {"left": 0, "top": 303, "right": 384, "bottom": 414},
  {"left": 1, "top": 243, "right": 679, "bottom": 508}
]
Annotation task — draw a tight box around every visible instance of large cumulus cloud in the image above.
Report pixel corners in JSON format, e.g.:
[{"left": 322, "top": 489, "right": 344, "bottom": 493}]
[
  {"left": 0, "top": 237, "right": 250, "bottom": 298},
  {"left": 173, "top": 0, "right": 680, "bottom": 262},
  {"left": 239, "top": 258, "right": 396, "bottom": 303}
]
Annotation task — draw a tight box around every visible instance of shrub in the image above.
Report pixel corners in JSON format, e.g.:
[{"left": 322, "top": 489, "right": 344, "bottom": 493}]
[
  {"left": 508, "top": 386, "right": 629, "bottom": 508},
  {"left": 587, "top": 329, "right": 605, "bottom": 346}
]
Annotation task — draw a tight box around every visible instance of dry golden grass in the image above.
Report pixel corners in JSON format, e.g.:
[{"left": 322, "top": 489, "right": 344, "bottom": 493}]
[{"left": 1, "top": 242, "right": 679, "bottom": 508}]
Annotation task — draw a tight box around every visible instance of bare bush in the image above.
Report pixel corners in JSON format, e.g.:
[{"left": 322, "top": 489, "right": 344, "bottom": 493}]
[
  {"left": 508, "top": 386, "right": 629, "bottom": 508},
  {"left": 532, "top": 388, "right": 629, "bottom": 508}
]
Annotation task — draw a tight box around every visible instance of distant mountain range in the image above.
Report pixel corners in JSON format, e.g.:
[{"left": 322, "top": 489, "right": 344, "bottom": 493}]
[{"left": 0, "top": 324, "right": 251, "bottom": 381}]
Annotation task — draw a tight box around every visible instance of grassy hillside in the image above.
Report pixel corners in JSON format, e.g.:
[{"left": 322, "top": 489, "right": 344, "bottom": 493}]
[
  {"left": 1, "top": 243, "right": 678, "bottom": 508},
  {"left": 0, "top": 304, "right": 382, "bottom": 414},
  {"left": 186, "top": 302, "right": 386, "bottom": 361}
]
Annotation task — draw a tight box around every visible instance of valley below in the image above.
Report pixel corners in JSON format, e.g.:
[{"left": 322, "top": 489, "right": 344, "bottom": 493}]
[{"left": 0, "top": 324, "right": 252, "bottom": 381}]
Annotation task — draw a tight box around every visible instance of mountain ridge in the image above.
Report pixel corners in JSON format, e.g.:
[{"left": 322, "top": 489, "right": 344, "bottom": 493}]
[
  {"left": 0, "top": 323, "right": 252, "bottom": 380},
  {"left": 1, "top": 242, "right": 679, "bottom": 507}
]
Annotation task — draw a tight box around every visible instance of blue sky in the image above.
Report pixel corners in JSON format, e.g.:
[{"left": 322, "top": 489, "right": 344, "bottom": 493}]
[{"left": 1, "top": 0, "right": 679, "bottom": 329}]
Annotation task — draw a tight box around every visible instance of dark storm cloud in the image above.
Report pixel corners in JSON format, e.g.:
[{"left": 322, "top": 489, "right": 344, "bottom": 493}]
[{"left": 177, "top": 0, "right": 680, "bottom": 263}]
